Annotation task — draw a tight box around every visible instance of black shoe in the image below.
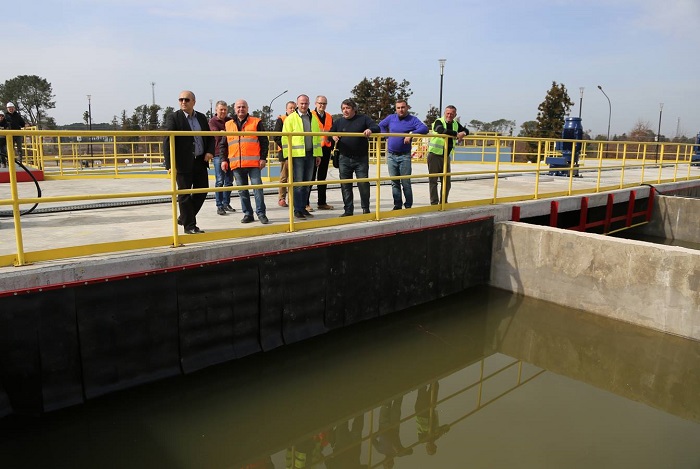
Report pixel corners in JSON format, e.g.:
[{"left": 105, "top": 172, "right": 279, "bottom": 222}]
[
  {"left": 241, "top": 215, "right": 254, "bottom": 223},
  {"left": 224, "top": 204, "right": 236, "bottom": 212},
  {"left": 362, "top": 209, "right": 370, "bottom": 214},
  {"left": 259, "top": 214, "right": 270, "bottom": 224},
  {"left": 339, "top": 212, "right": 353, "bottom": 217},
  {"left": 294, "top": 211, "right": 306, "bottom": 219},
  {"left": 184, "top": 226, "right": 205, "bottom": 234},
  {"left": 177, "top": 217, "right": 184, "bottom": 226},
  {"left": 302, "top": 210, "right": 314, "bottom": 218},
  {"left": 392, "top": 206, "right": 402, "bottom": 210},
  {"left": 217, "top": 207, "right": 226, "bottom": 215}
]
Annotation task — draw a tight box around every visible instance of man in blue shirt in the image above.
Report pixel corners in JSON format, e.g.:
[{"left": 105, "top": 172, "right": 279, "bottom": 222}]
[{"left": 379, "top": 100, "right": 428, "bottom": 210}]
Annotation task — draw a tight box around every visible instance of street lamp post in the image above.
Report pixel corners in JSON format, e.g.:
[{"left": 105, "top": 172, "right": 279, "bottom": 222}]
[
  {"left": 209, "top": 99, "right": 213, "bottom": 117},
  {"left": 597, "top": 85, "right": 611, "bottom": 141},
  {"left": 656, "top": 103, "right": 664, "bottom": 163},
  {"left": 268, "top": 89, "right": 289, "bottom": 127},
  {"left": 87, "top": 94, "right": 93, "bottom": 167},
  {"left": 578, "top": 87, "right": 584, "bottom": 119},
  {"left": 438, "top": 59, "right": 446, "bottom": 113}
]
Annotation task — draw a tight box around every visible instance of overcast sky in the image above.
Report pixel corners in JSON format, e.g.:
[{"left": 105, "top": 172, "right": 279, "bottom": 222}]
[{"left": 6, "top": 0, "right": 699, "bottom": 137}]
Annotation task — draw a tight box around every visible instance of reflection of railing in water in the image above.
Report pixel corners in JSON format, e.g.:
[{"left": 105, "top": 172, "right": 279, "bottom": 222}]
[{"left": 254, "top": 354, "right": 545, "bottom": 469}]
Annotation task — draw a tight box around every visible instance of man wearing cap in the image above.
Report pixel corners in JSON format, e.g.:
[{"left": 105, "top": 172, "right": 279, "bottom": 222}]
[{"left": 5, "top": 103, "right": 27, "bottom": 162}]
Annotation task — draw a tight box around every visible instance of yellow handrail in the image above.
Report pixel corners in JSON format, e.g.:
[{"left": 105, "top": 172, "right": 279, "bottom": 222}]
[{"left": 0, "top": 128, "right": 698, "bottom": 267}]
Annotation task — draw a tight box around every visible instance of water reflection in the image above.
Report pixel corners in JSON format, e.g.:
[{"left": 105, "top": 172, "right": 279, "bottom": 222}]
[
  {"left": 1, "top": 288, "right": 699, "bottom": 468},
  {"left": 614, "top": 231, "right": 700, "bottom": 250}
]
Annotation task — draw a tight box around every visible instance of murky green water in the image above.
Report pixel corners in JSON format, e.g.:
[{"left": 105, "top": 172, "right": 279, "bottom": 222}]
[
  {"left": 1, "top": 287, "right": 699, "bottom": 468},
  {"left": 614, "top": 231, "right": 700, "bottom": 250}
]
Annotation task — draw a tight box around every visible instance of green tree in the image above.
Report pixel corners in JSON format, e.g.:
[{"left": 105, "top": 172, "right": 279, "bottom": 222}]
[
  {"left": 132, "top": 105, "right": 150, "bottom": 130},
  {"left": 518, "top": 120, "right": 538, "bottom": 137},
  {"left": 424, "top": 105, "right": 440, "bottom": 129},
  {"left": 147, "top": 104, "right": 162, "bottom": 130},
  {"left": 351, "top": 76, "right": 412, "bottom": 122},
  {"left": 251, "top": 105, "right": 274, "bottom": 131},
  {"left": 0, "top": 75, "right": 56, "bottom": 127},
  {"left": 468, "top": 118, "right": 516, "bottom": 134},
  {"left": 536, "top": 81, "right": 573, "bottom": 138},
  {"left": 83, "top": 110, "right": 90, "bottom": 128},
  {"left": 162, "top": 106, "right": 175, "bottom": 128}
]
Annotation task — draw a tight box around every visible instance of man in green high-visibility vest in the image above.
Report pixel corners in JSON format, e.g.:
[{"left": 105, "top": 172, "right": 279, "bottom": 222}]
[{"left": 427, "top": 105, "right": 469, "bottom": 205}]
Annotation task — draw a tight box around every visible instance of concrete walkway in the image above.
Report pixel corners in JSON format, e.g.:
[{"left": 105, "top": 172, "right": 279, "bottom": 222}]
[{"left": 0, "top": 160, "right": 697, "bottom": 273}]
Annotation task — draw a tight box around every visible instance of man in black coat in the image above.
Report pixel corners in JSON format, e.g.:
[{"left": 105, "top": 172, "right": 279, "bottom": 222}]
[
  {"left": 5, "top": 103, "right": 26, "bottom": 163},
  {"left": 164, "top": 90, "right": 215, "bottom": 234}
]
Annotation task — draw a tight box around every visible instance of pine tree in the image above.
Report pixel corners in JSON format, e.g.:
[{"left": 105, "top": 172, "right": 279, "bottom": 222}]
[{"left": 536, "top": 82, "right": 574, "bottom": 138}]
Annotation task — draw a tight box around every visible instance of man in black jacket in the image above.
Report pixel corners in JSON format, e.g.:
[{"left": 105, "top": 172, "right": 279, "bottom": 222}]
[
  {"left": 427, "top": 105, "right": 469, "bottom": 205},
  {"left": 330, "top": 99, "right": 380, "bottom": 216},
  {"left": 163, "top": 90, "right": 215, "bottom": 234},
  {"left": 5, "top": 103, "right": 26, "bottom": 163}
]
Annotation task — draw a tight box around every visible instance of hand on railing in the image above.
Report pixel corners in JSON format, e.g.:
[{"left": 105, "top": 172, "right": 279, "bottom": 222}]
[{"left": 221, "top": 160, "right": 229, "bottom": 171}]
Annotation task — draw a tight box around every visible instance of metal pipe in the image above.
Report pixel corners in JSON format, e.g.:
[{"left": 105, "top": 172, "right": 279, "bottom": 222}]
[
  {"left": 438, "top": 59, "right": 446, "bottom": 113},
  {"left": 597, "top": 85, "right": 611, "bottom": 141}
]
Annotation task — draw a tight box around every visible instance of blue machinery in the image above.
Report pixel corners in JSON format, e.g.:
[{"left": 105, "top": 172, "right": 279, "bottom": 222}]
[
  {"left": 546, "top": 117, "right": 583, "bottom": 177},
  {"left": 692, "top": 132, "right": 700, "bottom": 166}
]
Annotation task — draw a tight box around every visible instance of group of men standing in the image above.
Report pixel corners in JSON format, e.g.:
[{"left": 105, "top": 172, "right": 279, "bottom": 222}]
[
  {"left": 165, "top": 89, "right": 468, "bottom": 234},
  {"left": 0, "top": 102, "right": 28, "bottom": 167}
]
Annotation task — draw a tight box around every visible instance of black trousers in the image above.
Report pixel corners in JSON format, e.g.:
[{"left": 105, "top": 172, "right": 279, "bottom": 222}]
[
  {"left": 308, "top": 145, "right": 332, "bottom": 206},
  {"left": 176, "top": 161, "right": 209, "bottom": 230}
]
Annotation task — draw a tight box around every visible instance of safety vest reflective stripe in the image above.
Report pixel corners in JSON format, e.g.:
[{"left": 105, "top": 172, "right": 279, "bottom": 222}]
[
  {"left": 429, "top": 118, "right": 458, "bottom": 155},
  {"left": 225, "top": 116, "right": 262, "bottom": 169},
  {"left": 312, "top": 110, "right": 333, "bottom": 147},
  {"left": 233, "top": 137, "right": 259, "bottom": 144},
  {"left": 282, "top": 112, "right": 323, "bottom": 158}
]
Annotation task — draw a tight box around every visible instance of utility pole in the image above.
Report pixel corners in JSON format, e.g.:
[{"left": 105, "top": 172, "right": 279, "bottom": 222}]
[
  {"left": 151, "top": 82, "right": 156, "bottom": 106},
  {"left": 438, "top": 59, "right": 446, "bottom": 113}
]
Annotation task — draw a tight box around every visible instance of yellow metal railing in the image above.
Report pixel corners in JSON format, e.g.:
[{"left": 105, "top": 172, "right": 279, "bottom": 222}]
[{"left": 1, "top": 128, "right": 698, "bottom": 268}]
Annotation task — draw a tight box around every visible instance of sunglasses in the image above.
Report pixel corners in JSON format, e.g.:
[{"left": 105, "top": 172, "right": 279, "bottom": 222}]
[{"left": 178, "top": 98, "right": 191, "bottom": 103}]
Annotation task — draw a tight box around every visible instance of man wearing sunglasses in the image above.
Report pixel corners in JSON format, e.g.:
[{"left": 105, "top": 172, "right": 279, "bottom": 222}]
[{"left": 164, "top": 90, "right": 215, "bottom": 234}]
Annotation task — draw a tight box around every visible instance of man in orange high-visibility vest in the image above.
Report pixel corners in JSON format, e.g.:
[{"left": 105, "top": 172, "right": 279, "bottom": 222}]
[
  {"left": 224, "top": 99, "right": 270, "bottom": 224},
  {"left": 310, "top": 95, "right": 334, "bottom": 211}
]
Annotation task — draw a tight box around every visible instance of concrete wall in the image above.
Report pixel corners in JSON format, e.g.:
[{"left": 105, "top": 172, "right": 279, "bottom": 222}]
[
  {"left": 634, "top": 195, "right": 700, "bottom": 243},
  {"left": 490, "top": 222, "right": 700, "bottom": 340}
]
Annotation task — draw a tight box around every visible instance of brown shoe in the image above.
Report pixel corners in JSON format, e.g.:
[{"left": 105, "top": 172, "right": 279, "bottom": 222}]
[
  {"left": 278, "top": 199, "right": 288, "bottom": 207},
  {"left": 317, "top": 204, "right": 334, "bottom": 210},
  {"left": 305, "top": 204, "right": 314, "bottom": 212}
]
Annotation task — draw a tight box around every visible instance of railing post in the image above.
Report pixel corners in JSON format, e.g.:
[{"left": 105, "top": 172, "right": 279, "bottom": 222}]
[{"left": 6, "top": 137, "right": 27, "bottom": 265}]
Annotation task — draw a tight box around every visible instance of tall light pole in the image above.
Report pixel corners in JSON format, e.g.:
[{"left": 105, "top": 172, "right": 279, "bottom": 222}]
[
  {"left": 151, "top": 82, "right": 156, "bottom": 105},
  {"left": 656, "top": 102, "right": 664, "bottom": 163},
  {"left": 438, "top": 59, "right": 446, "bottom": 114},
  {"left": 578, "top": 87, "right": 584, "bottom": 119},
  {"left": 209, "top": 99, "right": 213, "bottom": 117},
  {"left": 597, "top": 85, "right": 611, "bottom": 141},
  {"left": 87, "top": 94, "right": 93, "bottom": 166},
  {"left": 268, "top": 89, "right": 288, "bottom": 126}
]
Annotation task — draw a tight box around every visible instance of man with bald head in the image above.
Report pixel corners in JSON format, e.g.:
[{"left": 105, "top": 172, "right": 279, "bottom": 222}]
[
  {"left": 164, "top": 90, "right": 215, "bottom": 234},
  {"left": 282, "top": 94, "right": 322, "bottom": 220},
  {"left": 224, "top": 99, "right": 270, "bottom": 224}
]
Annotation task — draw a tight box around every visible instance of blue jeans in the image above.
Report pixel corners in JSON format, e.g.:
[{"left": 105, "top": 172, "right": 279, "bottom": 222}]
[
  {"left": 292, "top": 155, "right": 315, "bottom": 212},
  {"left": 387, "top": 152, "right": 413, "bottom": 208},
  {"left": 213, "top": 156, "right": 233, "bottom": 208},
  {"left": 339, "top": 155, "right": 370, "bottom": 214},
  {"left": 233, "top": 167, "right": 266, "bottom": 216}
]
